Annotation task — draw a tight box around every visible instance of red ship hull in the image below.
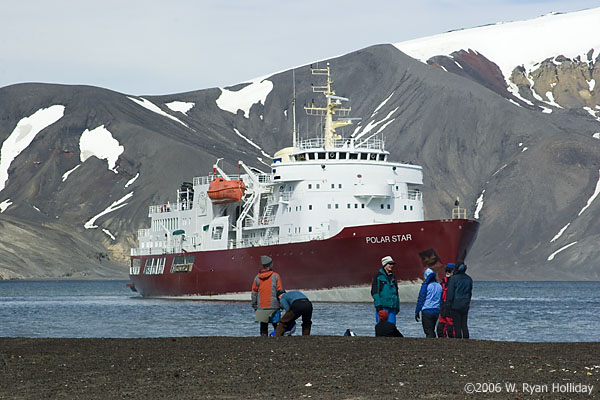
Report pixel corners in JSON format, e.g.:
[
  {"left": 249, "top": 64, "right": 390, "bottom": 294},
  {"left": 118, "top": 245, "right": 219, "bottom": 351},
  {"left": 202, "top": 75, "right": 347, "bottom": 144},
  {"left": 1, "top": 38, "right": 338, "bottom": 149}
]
[{"left": 130, "top": 219, "right": 478, "bottom": 297}]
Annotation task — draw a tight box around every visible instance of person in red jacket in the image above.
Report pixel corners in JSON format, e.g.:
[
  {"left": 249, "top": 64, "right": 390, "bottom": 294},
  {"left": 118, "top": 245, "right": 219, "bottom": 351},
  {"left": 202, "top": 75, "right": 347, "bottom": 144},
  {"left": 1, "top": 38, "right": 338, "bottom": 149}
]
[
  {"left": 251, "top": 255, "right": 283, "bottom": 336},
  {"left": 437, "top": 263, "right": 455, "bottom": 338}
]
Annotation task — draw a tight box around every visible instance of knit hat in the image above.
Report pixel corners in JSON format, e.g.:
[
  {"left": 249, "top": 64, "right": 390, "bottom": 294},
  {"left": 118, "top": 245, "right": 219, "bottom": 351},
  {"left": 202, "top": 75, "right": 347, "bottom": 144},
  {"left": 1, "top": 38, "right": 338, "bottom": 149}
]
[
  {"left": 381, "top": 256, "right": 395, "bottom": 267},
  {"left": 378, "top": 309, "right": 389, "bottom": 321},
  {"left": 446, "top": 263, "right": 456, "bottom": 271},
  {"left": 260, "top": 255, "right": 273, "bottom": 269}
]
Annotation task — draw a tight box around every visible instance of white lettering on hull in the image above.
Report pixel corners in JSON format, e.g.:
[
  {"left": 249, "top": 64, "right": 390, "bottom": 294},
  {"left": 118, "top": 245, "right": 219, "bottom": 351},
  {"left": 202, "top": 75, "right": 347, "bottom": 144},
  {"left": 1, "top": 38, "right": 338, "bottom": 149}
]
[{"left": 365, "top": 234, "right": 412, "bottom": 244}]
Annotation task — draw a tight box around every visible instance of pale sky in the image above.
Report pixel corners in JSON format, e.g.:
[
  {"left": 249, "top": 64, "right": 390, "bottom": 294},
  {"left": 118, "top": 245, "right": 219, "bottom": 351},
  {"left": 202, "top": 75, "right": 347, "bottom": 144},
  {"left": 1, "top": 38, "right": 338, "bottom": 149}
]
[{"left": 1, "top": 0, "right": 598, "bottom": 95}]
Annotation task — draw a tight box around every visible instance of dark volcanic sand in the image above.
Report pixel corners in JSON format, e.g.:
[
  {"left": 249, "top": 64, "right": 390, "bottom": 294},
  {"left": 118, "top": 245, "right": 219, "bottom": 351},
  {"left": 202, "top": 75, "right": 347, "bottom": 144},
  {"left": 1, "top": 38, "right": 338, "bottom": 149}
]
[{"left": 1, "top": 337, "right": 598, "bottom": 399}]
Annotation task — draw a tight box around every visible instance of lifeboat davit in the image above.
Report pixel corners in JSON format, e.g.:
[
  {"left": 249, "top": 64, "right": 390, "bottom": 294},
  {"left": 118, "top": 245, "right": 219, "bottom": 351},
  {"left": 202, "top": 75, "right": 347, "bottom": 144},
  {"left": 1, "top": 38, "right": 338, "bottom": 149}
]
[{"left": 208, "top": 177, "right": 246, "bottom": 203}]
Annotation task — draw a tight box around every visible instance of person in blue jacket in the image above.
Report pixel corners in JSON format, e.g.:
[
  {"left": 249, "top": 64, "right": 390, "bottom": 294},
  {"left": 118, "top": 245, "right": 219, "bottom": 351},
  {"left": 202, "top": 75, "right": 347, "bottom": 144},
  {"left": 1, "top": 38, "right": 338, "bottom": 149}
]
[
  {"left": 415, "top": 267, "right": 442, "bottom": 338},
  {"left": 274, "top": 290, "right": 313, "bottom": 336},
  {"left": 371, "top": 256, "right": 400, "bottom": 325}
]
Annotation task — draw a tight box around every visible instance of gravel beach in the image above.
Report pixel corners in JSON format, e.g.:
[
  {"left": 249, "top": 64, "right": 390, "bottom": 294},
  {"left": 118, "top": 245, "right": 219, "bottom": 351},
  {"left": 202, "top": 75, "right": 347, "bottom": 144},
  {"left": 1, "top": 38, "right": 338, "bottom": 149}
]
[{"left": 1, "top": 337, "right": 598, "bottom": 399}]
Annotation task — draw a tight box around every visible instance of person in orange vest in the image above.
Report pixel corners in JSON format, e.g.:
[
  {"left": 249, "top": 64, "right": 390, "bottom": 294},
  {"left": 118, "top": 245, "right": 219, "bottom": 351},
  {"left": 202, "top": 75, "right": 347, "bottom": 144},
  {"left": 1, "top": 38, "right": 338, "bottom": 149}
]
[{"left": 251, "top": 255, "right": 283, "bottom": 336}]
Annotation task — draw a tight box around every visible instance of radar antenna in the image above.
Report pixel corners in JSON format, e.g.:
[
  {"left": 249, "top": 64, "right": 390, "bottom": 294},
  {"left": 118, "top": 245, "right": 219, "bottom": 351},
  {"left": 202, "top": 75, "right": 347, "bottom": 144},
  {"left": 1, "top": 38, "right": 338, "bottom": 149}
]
[{"left": 304, "top": 63, "right": 354, "bottom": 148}]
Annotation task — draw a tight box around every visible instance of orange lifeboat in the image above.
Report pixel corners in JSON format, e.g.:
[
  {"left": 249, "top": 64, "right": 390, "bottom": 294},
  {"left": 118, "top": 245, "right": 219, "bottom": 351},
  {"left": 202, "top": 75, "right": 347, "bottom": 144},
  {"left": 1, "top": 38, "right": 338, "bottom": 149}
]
[{"left": 207, "top": 177, "right": 246, "bottom": 204}]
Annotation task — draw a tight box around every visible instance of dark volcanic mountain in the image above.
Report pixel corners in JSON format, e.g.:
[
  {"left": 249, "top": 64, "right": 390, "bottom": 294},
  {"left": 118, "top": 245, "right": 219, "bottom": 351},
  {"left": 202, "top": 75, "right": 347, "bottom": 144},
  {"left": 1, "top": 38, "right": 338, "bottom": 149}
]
[{"left": 1, "top": 16, "right": 599, "bottom": 281}]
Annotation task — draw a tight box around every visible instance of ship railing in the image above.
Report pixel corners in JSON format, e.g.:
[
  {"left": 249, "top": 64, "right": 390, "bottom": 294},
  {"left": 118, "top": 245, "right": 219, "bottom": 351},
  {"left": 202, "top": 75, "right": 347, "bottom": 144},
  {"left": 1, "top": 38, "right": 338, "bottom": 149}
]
[
  {"left": 227, "top": 233, "right": 325, "bottom": 250},
  {"left": 137, "top": 228, "right": 150, "bottom": 238},
  {"left": 149, "top": 200, "right": 194, "bottom": 214},
  {"left": 227, "top": 237, "right": 280, "bottom": 249},
  {"left": 259, "top": 216, "right": 275, "bottom": 225},
  {"left": 193, "top": 174, "right": 216, "bottom": 186},
  {"left": 297, "top": 137, "right": 384, "bottom": 151},
  {"left": 405, "top": 190, "right": 422, "bottom": 201},
  {"left": 131, "top": 247, "right": 160, "bottom": 256}
]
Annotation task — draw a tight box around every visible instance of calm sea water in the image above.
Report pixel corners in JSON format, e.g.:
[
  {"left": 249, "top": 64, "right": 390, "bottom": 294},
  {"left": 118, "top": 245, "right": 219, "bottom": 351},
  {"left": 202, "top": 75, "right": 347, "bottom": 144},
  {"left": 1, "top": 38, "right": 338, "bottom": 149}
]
[{"left": 0, "top": 281, "right": 597, "bottom": 342}]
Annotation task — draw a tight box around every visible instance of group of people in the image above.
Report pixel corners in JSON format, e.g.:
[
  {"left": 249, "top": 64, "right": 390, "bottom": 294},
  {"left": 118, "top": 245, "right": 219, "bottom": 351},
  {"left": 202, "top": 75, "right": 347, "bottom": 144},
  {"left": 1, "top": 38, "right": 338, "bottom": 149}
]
[
  {"left": 250, "top": 254, "right": 473, "bottom": 338},
  {"left": 373, "top": 255, "right": 473, "bottom": 338}
]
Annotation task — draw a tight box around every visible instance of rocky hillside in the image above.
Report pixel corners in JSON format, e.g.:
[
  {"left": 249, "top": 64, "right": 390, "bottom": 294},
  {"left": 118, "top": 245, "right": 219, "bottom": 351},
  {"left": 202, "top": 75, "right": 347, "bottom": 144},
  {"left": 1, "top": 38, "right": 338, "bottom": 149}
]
[{"left": 1, "top": 11, "right": 599, "bottom": 281}]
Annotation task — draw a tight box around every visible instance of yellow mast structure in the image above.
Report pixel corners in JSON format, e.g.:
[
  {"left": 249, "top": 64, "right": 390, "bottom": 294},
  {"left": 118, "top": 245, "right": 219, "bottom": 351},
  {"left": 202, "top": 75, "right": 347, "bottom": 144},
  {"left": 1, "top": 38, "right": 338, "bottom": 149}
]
[{"left": 304, "top": 64, "right": 352, "bottom": 148}]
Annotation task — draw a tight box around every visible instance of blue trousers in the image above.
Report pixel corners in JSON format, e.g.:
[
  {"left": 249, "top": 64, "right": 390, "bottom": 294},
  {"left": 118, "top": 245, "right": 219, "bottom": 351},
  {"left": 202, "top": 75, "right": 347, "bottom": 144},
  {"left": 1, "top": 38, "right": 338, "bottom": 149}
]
[{"left": 375, "top": 308, "right": 397, "bottom": 325}]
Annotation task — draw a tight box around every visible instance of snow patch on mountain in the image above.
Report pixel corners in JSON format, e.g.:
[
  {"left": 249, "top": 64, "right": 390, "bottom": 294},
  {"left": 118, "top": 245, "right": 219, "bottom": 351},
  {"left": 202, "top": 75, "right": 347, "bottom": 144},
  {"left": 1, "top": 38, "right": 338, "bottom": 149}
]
[
  {"left": 233, "top": 128, "right": 271, "bottom": 158},
  {"left": 0, "top": 105, "right": 65, "bottom": 192},
  {"left": 79, "top": 125, "right": 124, "bottom": 173},
  {"left": 216, "top": 78, "right": 273, "bottom": 118},
  {"left": 84, "top": 191, "right": 133, "bottom": 229},
  {"left": 0, "top": 199, "right": 12, "bottom": 213},
  {"left": 102, "top": 228, "right": 116, "bottom": 240},
  {"left": 354, "top": 107, "right": 398, "bottom": 140},
  {"left": 372, "top": 92, "right": 394, "bottom": 116},
  {"left": 128, "top": 97, "right": 188, "bottom": 127},
  {"left": 474, "top": 190, "right": 485, "bottom": 219},
  {"left": 550, "top": 222, "right": 570, "bottom": 243},
  {"left": 394, "top": 8, "right": 600, "bottom": 90},
  {"left": 166, "top": 101, "right": 195, "bottom": 115},
  {"left": 547, "top": 241, "right": 578, "bottom": 261},
  {"left": 62, "top": 164, "right": 81, "bottom": 182},
  {"left": 125, "top": 172, "right": 140, "bottom": 188},
  {"left": 578, "top": 169, "right": 600, "bottom": 216}
]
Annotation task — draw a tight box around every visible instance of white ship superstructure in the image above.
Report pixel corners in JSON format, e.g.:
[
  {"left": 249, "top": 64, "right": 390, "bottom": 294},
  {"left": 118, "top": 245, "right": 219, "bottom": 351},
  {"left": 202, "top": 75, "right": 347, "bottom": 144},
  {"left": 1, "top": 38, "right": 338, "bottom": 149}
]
[{"left": 132, "top": 65, "right": 424, "bottom": 258}]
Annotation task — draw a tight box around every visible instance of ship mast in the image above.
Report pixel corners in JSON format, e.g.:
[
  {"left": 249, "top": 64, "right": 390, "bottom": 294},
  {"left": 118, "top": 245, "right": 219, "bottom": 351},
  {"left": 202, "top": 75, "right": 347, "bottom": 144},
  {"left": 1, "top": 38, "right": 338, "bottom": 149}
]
[
  {"left": 292, "top": 68, "right": 297, "bottom": 147},
  {"left": 304, "top": 64, "right": 352, "bottom": 148}
]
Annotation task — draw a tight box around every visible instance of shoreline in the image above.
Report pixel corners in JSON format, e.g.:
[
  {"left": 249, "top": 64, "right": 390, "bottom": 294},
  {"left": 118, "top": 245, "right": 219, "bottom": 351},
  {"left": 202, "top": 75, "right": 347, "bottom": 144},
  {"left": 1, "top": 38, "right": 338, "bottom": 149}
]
[{"left": 2, "top": 337, "right": 598, "bottom": 399}]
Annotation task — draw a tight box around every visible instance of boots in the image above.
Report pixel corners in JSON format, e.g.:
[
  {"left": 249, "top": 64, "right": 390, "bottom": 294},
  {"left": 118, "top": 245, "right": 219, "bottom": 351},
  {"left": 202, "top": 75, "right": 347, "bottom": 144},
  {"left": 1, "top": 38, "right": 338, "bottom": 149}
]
[{"left": 302, "top": 322, "right": 312, "bottom": 336}]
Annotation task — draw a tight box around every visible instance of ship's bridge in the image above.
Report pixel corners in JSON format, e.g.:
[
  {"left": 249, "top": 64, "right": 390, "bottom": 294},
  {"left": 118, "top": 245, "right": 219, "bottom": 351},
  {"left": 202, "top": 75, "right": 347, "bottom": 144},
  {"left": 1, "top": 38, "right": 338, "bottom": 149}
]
[{"left": 274, "top": 137, "right": 390, "bottom": 164}]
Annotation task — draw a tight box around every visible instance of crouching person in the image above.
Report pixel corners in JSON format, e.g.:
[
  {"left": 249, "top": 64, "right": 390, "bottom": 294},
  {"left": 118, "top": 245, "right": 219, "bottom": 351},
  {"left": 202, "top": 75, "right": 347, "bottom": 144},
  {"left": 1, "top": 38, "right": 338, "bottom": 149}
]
[
  {"left": 275, "top": 290, "right": 313, "bottom": 336},
  {"left": 375, "top": 310, "right": 403, "bottom": 337}
]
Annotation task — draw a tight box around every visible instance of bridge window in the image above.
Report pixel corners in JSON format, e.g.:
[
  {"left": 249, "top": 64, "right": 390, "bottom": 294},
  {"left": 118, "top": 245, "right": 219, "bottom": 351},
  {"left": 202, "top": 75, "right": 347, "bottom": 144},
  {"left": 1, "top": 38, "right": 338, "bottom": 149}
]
[
  {"left": 329, "top": 152, "right": 336, "bottom": 159},
  {"left": 349, "top": 153, "right": 358, "bottom": 160},
  {"left": 379, "top": 154, "right": 385, "bottom": 161},
  {"left": 370, "top": 153, "right": 376, "bottom": 160},
  {"left": 317, "top": 152, "right": 326, "bottom": 160},
  {"left": 360, "top": 153, "right": 368, "bottom": 160},
  {"left": 308, "top": 153, "right": 315, "bottom": 160},
  {"left": 339, "top": 152, "right": 347, "bottom": 159}
]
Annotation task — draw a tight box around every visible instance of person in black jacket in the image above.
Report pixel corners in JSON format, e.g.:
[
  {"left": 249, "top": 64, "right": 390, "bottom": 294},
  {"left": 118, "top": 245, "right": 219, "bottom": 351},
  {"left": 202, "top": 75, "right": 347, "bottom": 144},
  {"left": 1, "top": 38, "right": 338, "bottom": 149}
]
[
  {"left": 446, "top": 263, "right": 473, "bottom": 339},
  {"left": 375, "top": 310, "right": 403, "bottom": 337}
]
